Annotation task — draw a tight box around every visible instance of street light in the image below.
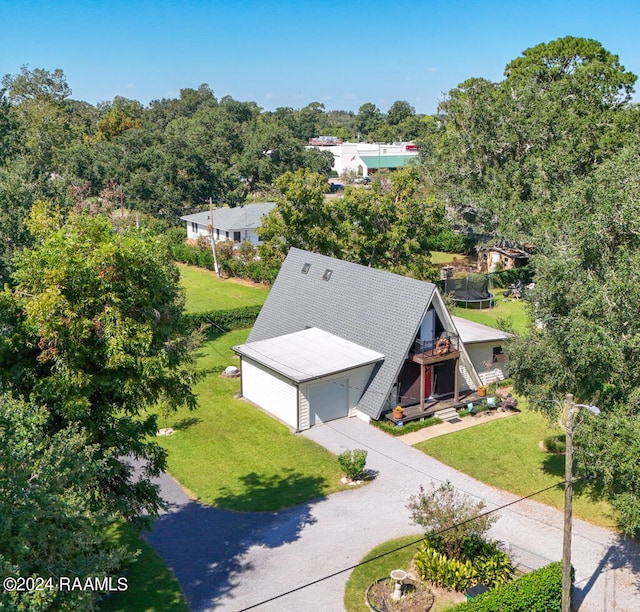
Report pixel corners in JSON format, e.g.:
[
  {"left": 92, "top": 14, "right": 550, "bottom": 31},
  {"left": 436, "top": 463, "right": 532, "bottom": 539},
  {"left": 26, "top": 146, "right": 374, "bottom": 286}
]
[{"left": 560, "top": 393, "right": 600, "bottom": 612}]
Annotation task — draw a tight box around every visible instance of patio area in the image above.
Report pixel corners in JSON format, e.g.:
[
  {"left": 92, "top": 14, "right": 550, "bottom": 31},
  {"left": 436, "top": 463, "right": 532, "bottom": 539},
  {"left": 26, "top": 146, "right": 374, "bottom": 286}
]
[
  {"left": 396, "top": 405, "right": 519, "bottom": 445},
  {"left": 385, "top": 390, "right": 485, "bottom": 424}
]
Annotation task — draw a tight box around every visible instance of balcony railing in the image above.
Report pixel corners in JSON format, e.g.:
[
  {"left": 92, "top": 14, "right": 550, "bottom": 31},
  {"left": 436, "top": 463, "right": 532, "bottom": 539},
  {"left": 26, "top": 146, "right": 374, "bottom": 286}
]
[{"left": 412, "top": 331, "right": 460, "bottom": 357}]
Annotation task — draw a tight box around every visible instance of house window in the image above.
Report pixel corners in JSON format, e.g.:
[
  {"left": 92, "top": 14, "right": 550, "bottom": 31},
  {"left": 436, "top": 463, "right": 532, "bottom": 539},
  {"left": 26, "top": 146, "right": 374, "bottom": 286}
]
[
  {"left": 216, "top": 228, "right": 220, "bottom": 239},
  {"left": 191, "top": 222, "right": 198, "bottom": 233},
  {"left": 234, "top": 231, "right": 242, "bottom": 242},
  {"left": 493, "top": 346, "right": 505, "bottom": 363},
  {"left": 225, "top": 231, "right": 229, "bottom": 239}
]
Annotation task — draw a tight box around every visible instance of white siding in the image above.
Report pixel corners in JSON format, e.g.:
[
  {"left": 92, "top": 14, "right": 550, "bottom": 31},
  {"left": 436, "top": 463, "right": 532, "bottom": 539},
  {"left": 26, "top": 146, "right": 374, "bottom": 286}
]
[
  {"left": 240, "top": 358, "right": 299, "bottom": 429},
  {"left": 465, "top": 343, "right": 509, "bottom": 384},
  {"left": 186, "top": 222, "right": 210, "bottom": 241}
]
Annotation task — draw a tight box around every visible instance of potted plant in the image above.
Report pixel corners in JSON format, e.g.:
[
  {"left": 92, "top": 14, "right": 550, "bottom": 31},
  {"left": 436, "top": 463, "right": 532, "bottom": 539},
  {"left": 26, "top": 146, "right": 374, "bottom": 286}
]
[
  {"left": 477, "top": 385, "right": 487, "bottom": 398},
  {"left": 392, "top": 405, "right": 403, "bottom": 419}
]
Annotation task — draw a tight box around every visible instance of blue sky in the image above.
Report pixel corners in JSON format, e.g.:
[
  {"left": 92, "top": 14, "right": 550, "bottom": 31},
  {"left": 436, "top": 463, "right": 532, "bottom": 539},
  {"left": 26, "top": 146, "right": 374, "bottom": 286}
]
[{"left": 2, "top": 0, "right": 639, "bottom": 114}]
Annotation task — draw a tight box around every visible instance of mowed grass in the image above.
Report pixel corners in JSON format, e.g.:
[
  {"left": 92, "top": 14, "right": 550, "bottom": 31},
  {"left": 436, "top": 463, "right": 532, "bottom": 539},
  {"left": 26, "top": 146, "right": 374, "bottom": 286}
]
[
  {"left": 177, "top": 263, "right": 269, "bottom": 314},
  {"left": 452, "top": 293, "right": 531, "bottom": 335},
  {"left": 100, "top": 522, "right": 188, "bottom": 612},
  {"left": 431, "top": 251, "right": 476, "bottom": 266},
  {"left": 343, "top": 535, "right": 421, "bottom": 612},
  {"left": 154, "top": 329, "right": 349, "bottom": 512},
  {"left": 414, "top": 405, "right": 617, "bottom": 530}
]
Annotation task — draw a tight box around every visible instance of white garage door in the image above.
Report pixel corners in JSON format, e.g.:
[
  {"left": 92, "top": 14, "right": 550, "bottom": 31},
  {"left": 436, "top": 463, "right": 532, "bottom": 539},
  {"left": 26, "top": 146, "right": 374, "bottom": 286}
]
[
  {"left": 308, "top": 378, "right": 349, "bottom": 425},
  {"left": 241, "top": 359, "right": 298, "bottom": 428}
]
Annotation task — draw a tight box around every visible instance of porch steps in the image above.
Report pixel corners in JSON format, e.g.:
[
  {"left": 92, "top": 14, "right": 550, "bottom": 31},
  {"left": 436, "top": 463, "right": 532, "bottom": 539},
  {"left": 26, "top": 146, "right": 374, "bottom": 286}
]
[{"left": 434, "top": 407, "right": 461, "bottom": 422}]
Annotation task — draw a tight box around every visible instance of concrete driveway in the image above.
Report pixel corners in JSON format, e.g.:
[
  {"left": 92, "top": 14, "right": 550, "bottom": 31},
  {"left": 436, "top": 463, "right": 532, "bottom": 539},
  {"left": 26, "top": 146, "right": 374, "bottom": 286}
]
[{"left": 146, "top": 417, "right": 640, "bottom": 611}]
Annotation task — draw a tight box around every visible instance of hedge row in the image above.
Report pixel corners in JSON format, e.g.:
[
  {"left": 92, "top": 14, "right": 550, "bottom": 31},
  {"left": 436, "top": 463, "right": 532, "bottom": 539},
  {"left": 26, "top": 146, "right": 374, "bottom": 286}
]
[
  {"left": 491, "top": 266, "right": 533, "bottom": 288},
  {"left": 372, "top": 417, "right": 442, "bottom": 436},
  {"left": 184, "top": 305, "right": 262, "bottom": 333},
  {"left": 172, "top": 242, "right": 217, "bottom": 270},
  {"left": 452, "top": 561, "right": 567, "bottom": 612}
]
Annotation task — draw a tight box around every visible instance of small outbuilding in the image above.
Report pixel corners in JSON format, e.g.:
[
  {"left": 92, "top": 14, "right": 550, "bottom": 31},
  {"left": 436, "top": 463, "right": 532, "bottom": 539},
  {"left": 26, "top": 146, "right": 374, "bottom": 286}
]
[{"left": 477, "top": 246, "right": 530, "bottom": 273}]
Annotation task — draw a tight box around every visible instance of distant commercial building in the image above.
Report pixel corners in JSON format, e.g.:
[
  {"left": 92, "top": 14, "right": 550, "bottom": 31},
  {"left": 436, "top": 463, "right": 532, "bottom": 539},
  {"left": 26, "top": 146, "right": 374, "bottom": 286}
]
[{"left": 307, "top": 140, "right": 419, "bottom": 177}]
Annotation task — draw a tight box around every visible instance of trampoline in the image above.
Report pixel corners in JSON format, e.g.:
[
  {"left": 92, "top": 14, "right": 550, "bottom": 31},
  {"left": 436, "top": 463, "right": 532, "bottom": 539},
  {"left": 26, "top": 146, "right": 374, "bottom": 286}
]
[{"left": 445, "top": 275, "right": 495, "bottom": 309}]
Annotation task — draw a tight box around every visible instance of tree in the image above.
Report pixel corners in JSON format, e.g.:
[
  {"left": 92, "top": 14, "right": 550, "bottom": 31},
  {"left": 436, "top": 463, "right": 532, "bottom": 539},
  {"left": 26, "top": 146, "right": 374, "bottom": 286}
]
[
  {"left": 0, "top": 207, "right": 200, "bottom": 520},
  {"left": 354, "top": 102, "right": 384, "bottom": 138},
  {"left": 258, "top": 168, "right": 339, "bottom": 267},
  {"left": 386, "top": 100, "right": 415, "bottom": 126},
  {"left": 259, "top": 166, "right": 441, "bottom": 281},
  {"left": 2, "top": 65, "right": 71, "bottom": 103},
  {"left": 407, "top": 481, "right": 497, "bottom": 559},
  {"left": 334, "top": 166, "right": 441, "bottom": 280},
  {"left": 508, "top": 142, "right": 640, "bottom": 535},
  {"left": 424, "top": 37, "right": 637, "bottom": 240},
  {"left": 0, "top": 394, "right": 128, "bottom": 610}
]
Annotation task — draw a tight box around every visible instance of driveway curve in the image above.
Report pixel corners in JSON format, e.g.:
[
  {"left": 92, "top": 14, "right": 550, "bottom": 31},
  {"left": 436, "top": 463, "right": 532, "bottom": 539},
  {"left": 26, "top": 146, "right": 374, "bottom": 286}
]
[{"left": 145, "top": 417, "right": 640, "bottom": 611}]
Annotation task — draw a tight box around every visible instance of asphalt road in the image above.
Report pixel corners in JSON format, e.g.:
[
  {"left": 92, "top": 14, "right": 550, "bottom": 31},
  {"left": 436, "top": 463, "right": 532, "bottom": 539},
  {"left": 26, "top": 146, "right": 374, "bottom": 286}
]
[{"left": 145, "top": 417, "right": 640, "bottom": 611}]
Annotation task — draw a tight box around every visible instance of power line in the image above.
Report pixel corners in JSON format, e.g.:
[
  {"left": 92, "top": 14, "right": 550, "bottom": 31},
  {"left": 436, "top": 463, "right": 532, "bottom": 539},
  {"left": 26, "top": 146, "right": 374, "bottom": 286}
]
[{"left": 237, "top": 479, "right": 566, "bottom": 611}]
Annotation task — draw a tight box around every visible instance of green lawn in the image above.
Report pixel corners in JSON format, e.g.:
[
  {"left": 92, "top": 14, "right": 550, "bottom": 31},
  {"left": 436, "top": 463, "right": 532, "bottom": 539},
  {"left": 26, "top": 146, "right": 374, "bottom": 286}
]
[
  {"left": 344, "top": 535, "right": 465, "bottom": 612},
  {"left": 177, "top": 263, "right": 269, "bottom": 314},
  {"left": 431, "top": 251, "right": 473, "bottom": 266},
  {"left": 100, "top": 522, "right": 188, "bottom": 612},
  {"left": 154, "top": 329, "right": 349, "bottom": 512},
  {"left": 413, "top": 405, "right": 617, "bottom": 530},
  {"left": 452, "top": 293, "right": 530, "bottom": 335},
  {"left": 344, "top": 535, "right": 421, "bottom": 612}
]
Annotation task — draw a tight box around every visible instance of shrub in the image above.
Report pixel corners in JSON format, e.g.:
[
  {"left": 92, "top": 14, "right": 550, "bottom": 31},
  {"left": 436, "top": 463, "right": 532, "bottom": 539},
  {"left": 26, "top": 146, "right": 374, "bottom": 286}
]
[
  {"left": 372, "top": 417, "right": 442, "bottom": 436},
  {"left": 407, "top": 481, "right": 497, "bottom": 560},
  {"left": 473, "top": 550, "right": 514, "bottom": 589},
  {"left": 426, "top": 229, "right": 473, "bottom": 253},
  {"left": 337, "top": 449, "right": 368, "bottom": 480},
  {"left": 184, "top": 305, "right": 262, "bottom": 334},
  {"left": 414, "top": 545, "right": 478, "bottom": 591},
  {"left": 544, "top": 433, "right": 566, "bottom": 453},
  {"left": 452, "top": 562, "right": 566, "bottom": 612}
]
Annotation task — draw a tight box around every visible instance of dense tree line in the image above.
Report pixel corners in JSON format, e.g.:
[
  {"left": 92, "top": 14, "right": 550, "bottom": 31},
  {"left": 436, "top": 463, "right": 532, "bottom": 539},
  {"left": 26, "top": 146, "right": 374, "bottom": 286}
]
[
  {"left": 0, "top": 65, "right": 429, "bottom": 285},
  {"left": 421, "top": 36, "right": 640, "bottom": 535}
]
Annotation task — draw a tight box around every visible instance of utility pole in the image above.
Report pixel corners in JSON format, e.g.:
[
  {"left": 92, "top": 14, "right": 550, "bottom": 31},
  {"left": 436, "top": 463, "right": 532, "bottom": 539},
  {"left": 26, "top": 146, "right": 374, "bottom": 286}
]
[
  {"left": 209, "top": 197, "right": 222, "bottom": 278},
  {"left": 561, "top": 394, "right": 600, "bottom": 612},
  {"left": 562, "top": 393, "right": 575, "bottom": 612}
]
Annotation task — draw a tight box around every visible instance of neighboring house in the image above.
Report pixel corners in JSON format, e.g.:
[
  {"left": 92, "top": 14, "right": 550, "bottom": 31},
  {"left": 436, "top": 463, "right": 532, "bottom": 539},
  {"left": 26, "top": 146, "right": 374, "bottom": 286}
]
[
  {"left": 180, "top": 202, "right": 276, "bottom": 245},
  {"left": 452, "top": 316, "right": 511, "bottom": 385},
  {"left": 233, "top": 248, "right": 484, "bottom": 431},
  {"left": 477, "top": 246, "right": 530, "bottom": 273},
  {"left": 306, "top": 141, "right": 418, "bottom": 177}
]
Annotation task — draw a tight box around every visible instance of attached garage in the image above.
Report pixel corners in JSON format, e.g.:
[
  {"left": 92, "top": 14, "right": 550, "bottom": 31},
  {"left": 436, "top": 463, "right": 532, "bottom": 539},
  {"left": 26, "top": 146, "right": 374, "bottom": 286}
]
[
  {"left": 240, "top": 359, "right": 298, "bottom": 427},
  {"left": 234, "top": 328, "right": 384, "bottom": 431},
  {"left": 307, "top": 378, "right": 349, "bottom": 425}
]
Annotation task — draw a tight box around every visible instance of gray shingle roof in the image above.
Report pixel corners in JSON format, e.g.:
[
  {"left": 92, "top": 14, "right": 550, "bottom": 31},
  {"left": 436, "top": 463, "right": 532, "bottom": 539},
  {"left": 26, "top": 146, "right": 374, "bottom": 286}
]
[
  {"left": 247, "top": 248, "right": 437, "bottom": 419},
  {"left": 181, "top": 202, "right": 275, "bottom": 231}
]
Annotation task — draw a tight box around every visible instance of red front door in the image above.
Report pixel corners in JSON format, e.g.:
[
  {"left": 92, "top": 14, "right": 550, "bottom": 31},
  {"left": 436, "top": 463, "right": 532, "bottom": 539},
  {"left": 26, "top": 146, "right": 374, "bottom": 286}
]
[{"left": 424, "top": 366, "right": 432, "bottom": 397}]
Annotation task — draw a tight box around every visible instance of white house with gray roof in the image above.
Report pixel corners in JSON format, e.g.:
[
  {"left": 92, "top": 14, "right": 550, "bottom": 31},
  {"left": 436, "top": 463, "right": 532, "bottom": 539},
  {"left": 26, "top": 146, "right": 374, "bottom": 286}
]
[
  {"left": 180, "top": 202, "right": 275, "bottom": 245},
  {"left": 233, "top": 248, "right": 485, "bottom": 431}
]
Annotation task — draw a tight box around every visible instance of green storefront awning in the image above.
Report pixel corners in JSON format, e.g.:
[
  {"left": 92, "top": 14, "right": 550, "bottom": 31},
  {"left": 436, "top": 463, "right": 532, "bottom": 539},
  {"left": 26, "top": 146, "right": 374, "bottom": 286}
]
[{"left": 359, "top": 155, "right": 417, "bottom": 169}]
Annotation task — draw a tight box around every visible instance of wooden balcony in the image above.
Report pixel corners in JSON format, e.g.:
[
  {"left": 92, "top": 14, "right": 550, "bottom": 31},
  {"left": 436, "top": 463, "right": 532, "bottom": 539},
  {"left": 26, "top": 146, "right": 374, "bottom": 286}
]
[{"left": 409, "top": 333, "right": 460, "bottom": 365}]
